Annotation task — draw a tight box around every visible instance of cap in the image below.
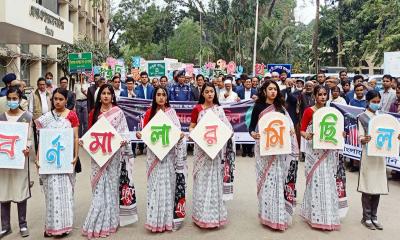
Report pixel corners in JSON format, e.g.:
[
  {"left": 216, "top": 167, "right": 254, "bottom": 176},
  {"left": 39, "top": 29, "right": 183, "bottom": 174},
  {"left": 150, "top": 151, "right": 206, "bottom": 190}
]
[
  {"left": 176, "top": 70, "right": 185, "bottom": 77},
  {"left": 224, "top": 79, "right": 232, "bottom": 84},
  {"left": 2, "top": 73, "right": 17, "bottom": 84}
]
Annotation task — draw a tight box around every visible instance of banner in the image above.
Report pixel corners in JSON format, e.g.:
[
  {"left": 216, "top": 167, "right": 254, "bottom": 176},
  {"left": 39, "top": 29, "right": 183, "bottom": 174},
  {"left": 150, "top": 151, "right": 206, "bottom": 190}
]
[{"left": 118, "top": 98, "right": 254, "bottom": 143}]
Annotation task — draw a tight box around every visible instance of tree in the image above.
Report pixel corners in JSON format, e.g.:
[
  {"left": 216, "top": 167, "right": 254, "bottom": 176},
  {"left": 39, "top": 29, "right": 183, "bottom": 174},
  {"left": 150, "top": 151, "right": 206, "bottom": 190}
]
[{"left": 168, "top": 18, "right": 202, "bottom": 63}]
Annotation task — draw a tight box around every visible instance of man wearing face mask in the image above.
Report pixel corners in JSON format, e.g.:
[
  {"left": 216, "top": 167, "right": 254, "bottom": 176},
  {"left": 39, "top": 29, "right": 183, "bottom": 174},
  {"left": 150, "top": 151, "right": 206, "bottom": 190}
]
[
  {"left": 28, "top": 77, "right": 51, "bottom": 152},
  {"left": 44, "top": 72, "right": 57, "bottom": 94}
]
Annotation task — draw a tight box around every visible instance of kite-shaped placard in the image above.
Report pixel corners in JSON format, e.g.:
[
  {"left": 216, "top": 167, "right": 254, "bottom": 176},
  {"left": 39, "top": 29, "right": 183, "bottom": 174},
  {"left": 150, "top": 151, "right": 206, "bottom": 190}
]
[{"left": 190, "top": 110, "right": 233, "bottom": 159}]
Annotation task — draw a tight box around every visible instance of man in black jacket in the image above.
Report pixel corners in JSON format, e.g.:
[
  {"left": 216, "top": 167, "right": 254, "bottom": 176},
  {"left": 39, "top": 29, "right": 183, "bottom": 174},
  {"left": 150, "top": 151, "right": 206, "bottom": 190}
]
[
  {"left": 87, "top": 74, "right": 105, "bottom": 112},
  {"left": 191, "top": 74, "right": 205, "bottom": 101}
]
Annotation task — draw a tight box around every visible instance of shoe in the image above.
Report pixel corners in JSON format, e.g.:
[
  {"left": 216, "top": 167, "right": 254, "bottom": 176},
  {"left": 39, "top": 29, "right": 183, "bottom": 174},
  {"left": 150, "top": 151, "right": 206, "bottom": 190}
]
[
  {"left": 44, "top": 231, "right": 52, "bottom": 238},
  {"left": 0, "top": 229, "right": 12, "bottom": 239},
  {"left": 361, "top": 219, "right": 376, "bottom": 230},
  {"left": 137, "top": 149, "right": 143, "bottom": 155},
  {"left": 20, "top": 227, "right": 29, "bottom": 238},
  {"left": 372, "top": 220, "right": 383, "bottom": 230},
  {"left": 248, "top": 152, "right": 254, "bottom": 158},
  {"left": 241, "top": 152, "right": 246, "bottom": 157}
]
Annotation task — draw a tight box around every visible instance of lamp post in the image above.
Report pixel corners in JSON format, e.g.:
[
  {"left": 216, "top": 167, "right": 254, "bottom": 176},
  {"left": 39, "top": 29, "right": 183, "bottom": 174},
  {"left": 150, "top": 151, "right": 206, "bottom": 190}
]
[{"left": 252, "top": 0, "right": 259, "bottom": 75}]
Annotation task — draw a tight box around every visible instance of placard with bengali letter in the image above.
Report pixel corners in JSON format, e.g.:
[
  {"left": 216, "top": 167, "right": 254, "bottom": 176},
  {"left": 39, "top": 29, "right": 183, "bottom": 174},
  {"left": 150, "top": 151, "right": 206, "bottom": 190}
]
[
  {"left": 80, "top": 116, "right": 124, "bottom": 168},
  {"left": 190, "top": 110, "right": 233, "bottom": 159},
  {"left": 258, "top": 112, "right": 292, "bottom": 156},
  {"left": 312, "top": 107, "right": 344, "bottom": 150},
  {"left": 367, "top": 114, "right": 400, "bottom": 157},
  {"left": 141, "top": 110, "right": 181, "bottom": 161},
  {"left": 39, "top": 128, "right": 74, "bottom": 174},
  {"left": 0, "top": 122, "right": 29, "bottom": 169}
]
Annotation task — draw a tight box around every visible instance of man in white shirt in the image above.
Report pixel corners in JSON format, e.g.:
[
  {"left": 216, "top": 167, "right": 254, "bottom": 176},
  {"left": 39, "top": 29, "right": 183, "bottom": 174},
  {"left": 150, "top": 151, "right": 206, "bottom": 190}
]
[
  {"left": 111, "top": 75, "right": 123, "bottom": 98},
  {"left": 380, "top": 74, "right": 397, "bottom": 112},
  {"left": 74, "top": 75, "right": 89, "bottom": 137},
  {"left": 29, "top": 77, "right": 51, "bottom": 152},
  {"left": 219, "top": 79, "right": 240, "bottom": 103}
]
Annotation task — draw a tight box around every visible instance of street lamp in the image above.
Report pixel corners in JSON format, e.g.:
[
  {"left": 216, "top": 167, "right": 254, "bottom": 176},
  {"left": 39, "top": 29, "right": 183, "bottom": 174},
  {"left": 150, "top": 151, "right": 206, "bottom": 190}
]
[{"left": 252, "top": 0, "right": 259, "bottom": 76}]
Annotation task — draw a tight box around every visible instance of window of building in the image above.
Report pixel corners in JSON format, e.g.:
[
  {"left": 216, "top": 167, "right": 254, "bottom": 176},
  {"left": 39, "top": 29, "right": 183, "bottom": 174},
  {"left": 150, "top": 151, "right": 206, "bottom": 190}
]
[
  {"left": 20, "top": 61, "right": 30, "bottom": 86},
  {"left": 374, "top": 69, "right": 383, "bottom": 75},
  {"left": 0, "top": 59, "right": 6, "bottom": 87},
  {"left": 42, "top": 63, "right": 47, "bottom": 77},
  {"left": 42, "top": 45, "right": 48, "bottom": 58},
  {"left": 20, "top": 44, "right": 30, "bottom": 54}
]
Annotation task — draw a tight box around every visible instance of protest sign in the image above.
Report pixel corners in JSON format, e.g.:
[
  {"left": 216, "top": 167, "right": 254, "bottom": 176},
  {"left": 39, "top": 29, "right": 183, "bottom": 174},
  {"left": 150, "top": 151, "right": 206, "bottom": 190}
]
[
  {"left": 258, "top": 112, "right": 292, "bottom": 156},
  {"left": 367, "top": 114, "right": 400, "bottom": 157},
  {"left": 0, "top": 122, "right": 29, "bottom": 169},
  {"left": 80, "top": 116, "right": 124, "bottom": 168},
  {"left": 190, "top": 110, "right": 233, "bottom": 159},
  {"left": 39, "top": 128, "right": 74, "bottom": 174},
  {"left": 313, "top": 107, "right": 344, "bottom": 150},
  {"left": 141, "top": 110, "right": 181, "bottom": 160}
]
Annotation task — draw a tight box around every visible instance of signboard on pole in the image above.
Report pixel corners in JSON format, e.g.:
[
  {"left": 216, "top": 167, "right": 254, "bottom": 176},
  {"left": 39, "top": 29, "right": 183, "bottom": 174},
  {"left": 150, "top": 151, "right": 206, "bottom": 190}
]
[
  {"left": 147, "top": 61, "right": 166, "bottom": 77},
  {"left": 267, "top": 64, "right": 292, "bottom": 77},
  {"left": 68, "top": 52, "right": 93, "bottom": 74}
]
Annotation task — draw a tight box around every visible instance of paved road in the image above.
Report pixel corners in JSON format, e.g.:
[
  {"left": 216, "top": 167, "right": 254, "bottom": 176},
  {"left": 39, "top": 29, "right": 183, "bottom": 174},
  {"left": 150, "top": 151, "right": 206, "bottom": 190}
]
[{"left": 3, "top": 154, "right": 400, "bottom": 240}]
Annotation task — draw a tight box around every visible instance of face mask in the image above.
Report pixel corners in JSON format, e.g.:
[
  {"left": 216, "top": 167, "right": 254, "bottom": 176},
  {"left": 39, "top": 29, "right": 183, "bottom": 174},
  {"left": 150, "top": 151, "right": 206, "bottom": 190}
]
[
  {"left": 7, "top": 100, "right": 19, "bottom": 110},
  {"left": 369, "top": 103, "right": 380, "bottom": 111},
  {"left": 46, "top": 79, "right": 52, "bottom": 85}
]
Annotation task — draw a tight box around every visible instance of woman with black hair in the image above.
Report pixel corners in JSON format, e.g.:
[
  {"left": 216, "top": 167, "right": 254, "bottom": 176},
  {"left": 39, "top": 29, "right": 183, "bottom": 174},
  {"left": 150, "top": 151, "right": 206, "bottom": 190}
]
[
  {"left": 300, "top": 85, "right": 347, "bottom": 231},
  {"left": 0, "top": 87, "right": 32, "bottom": 238},
  {"left": 248, "top": 80, "right": 299, "bottom": 231},
  {"left": 82, "top": 84, "right": 137, "bottom": 238},
  {"left": 357, "top": 90, "right": 399, "bottom": 230},
  {"left": 189, "top": 82, "right": 235, "bottom": 228},
  {"left": 34, "top": 88, "right": 80, "bottom": 237},
  {"left": 136, "top": 87, "right": 187, "bottom": 232}
]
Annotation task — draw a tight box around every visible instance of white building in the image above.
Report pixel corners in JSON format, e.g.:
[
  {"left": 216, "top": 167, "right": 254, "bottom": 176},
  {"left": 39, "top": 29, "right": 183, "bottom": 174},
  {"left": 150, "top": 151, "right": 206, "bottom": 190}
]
[{"left": 0, "top": 0, "right": 109, "bottom": 87}]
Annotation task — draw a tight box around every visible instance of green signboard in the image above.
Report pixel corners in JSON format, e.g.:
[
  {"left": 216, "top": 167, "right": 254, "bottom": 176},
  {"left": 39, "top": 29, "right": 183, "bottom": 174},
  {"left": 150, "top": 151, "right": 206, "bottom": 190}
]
[
  {"left": 68, "top": 52, "right": 93, "bottom": 74},
  {"left": 148, "top": 62, "right": 166, "bottom": 77}
]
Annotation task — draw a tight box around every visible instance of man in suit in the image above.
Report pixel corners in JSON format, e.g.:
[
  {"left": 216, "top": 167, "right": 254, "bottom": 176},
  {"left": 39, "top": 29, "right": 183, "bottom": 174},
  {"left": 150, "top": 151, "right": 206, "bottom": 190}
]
[
  {"left": 237, "top": 78, "right": 257, "bottom": 100},
  {"left": 191, "top": 74, "right": 205, "bottom": 101},
  {"left": 120, "top": 77, "right": 136, "bottom": 98},
  {"left": 135, "top": 71, "right": 154, "bottom": 100},
  {"left": 135, "top": 72, "right": 154, "bottom": 155}
]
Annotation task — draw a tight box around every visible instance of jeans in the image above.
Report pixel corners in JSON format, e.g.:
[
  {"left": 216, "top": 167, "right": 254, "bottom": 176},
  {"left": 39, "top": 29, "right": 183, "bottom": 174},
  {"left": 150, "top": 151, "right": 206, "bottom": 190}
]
[
  {"left": 76, "top": 100, "right": 88, "bottom": 137},
  {"left": 1, "top": 201, "right": 27, "bottom": 230}
]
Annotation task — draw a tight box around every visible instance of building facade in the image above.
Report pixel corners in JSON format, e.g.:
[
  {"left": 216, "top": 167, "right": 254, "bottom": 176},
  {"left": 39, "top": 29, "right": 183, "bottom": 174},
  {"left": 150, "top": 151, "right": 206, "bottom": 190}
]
[{"left": 0, "top": 0, "right": 109, "bottom": 87}]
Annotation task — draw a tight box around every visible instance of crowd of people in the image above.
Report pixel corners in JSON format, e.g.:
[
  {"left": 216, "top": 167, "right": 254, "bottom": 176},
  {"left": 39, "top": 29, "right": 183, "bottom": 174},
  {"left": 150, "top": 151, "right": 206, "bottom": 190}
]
[{"left": 0, "top": 68, "right": 398, "bottom": 238}]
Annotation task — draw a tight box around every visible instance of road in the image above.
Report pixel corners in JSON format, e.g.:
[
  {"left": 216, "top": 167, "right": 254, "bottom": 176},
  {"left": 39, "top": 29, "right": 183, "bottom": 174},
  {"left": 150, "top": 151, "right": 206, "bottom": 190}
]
[{"left": 3, "top": 154, "right": 400, "bottom": 240}]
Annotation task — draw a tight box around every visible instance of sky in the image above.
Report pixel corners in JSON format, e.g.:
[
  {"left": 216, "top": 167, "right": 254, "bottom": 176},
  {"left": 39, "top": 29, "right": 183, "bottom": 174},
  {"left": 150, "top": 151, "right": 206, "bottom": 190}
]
[{"left": 112, "top": 0, "right": 316, "bottom": 24}]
